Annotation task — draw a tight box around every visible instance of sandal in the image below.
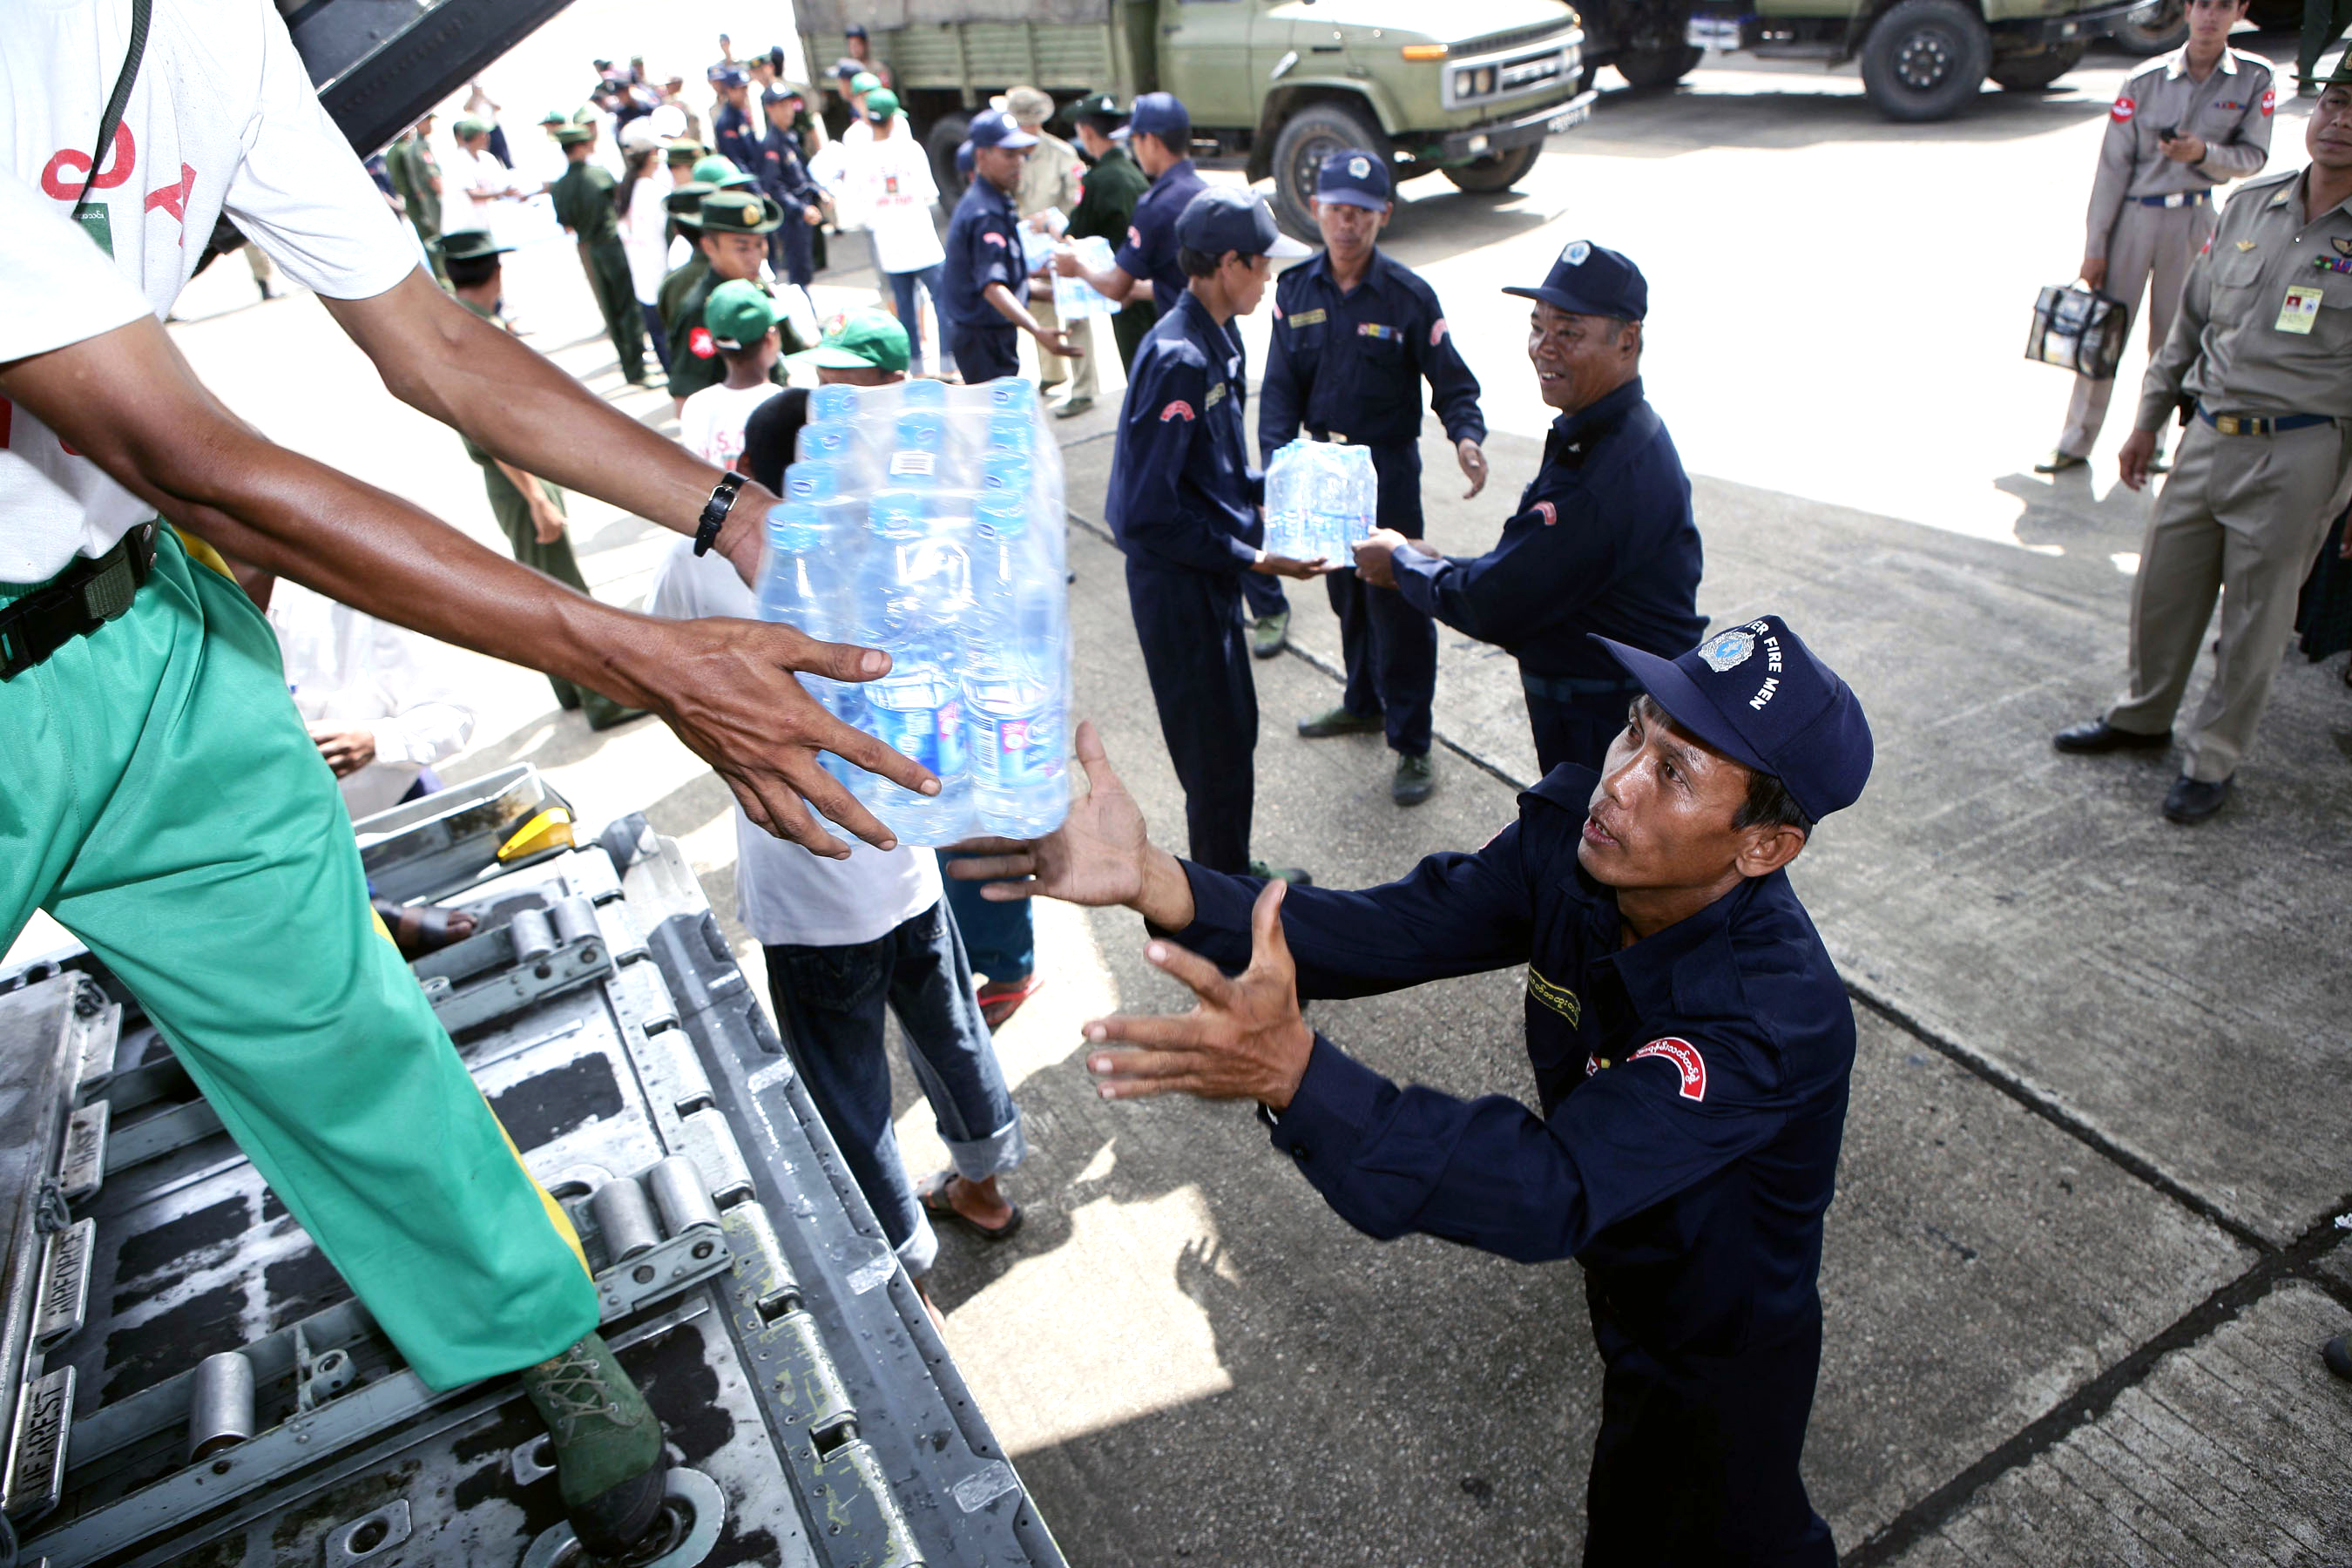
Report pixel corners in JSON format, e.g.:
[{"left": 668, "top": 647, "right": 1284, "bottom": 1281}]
[
  {"left": 373, "top": 897, "right": 476, "bottom": 959},
  {"left": 976, "top": 975, "right": 1044, "bottom": 1031},
  {"left": 917, "top": 1172, "right": 1023, "bottom": 1244}
]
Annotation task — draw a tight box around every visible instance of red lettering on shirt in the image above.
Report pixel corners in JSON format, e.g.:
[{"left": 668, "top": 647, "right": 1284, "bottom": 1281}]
[
  {"left": 689, "top": 326, "right": 717, "bottom": 359},
  {"left": 1159, "top": 400, "right": 1195, "bottom": 422},
  {"left": 1430, "top": 316, "right": 1448, "bottom": 347},
  {"left": 2111, "top": 94, "right": 2134, "bottom": 122},
  {"left": 2261, "top": 88, "right": 2274, "bottom": 116},
  {"left": 39, "top": 124, "right": 137, "bottom": 201},
  {"left": 1630, "top": 1037, "right": 1707, "bottom": 1101},
  {"left": 145, "top": 163, "right": 198, "bottom": 228},
  {"left": 1533, "top": 500, "right": 1558, "bottom": 527}
]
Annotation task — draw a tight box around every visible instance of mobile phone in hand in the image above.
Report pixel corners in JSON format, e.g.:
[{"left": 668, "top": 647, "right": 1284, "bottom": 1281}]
[{"left": 2158, "top": 125, "right": 2180, "bottom": 141}]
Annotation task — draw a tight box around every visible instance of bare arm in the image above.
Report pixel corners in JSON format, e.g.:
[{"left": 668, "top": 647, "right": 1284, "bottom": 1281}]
[
  {"left": 321, "top": 268, "right": 774, "bottom": 580},
  {"left": 986, "top": 280, "right": 1080, "bottom": 358},
  {"left": 0, "top": 313, "right": 937, "bottom": 855}
]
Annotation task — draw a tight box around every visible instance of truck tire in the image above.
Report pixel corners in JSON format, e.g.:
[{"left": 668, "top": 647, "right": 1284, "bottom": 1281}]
[
  {"left": 1442, "top": 142, "right": 1543, "bottom": 193},
  {"left": 926, "top": 111, "right": 971, "bottom": 208},
  {"left": 2108, "top": 0, "right": 2187, "bottom": 53},
  {"left": 1860, "top": 0, "right": 1993, "bottom": 122},
  {"left": 1615, "top": 44, "right": 1704, "bottom": 88},
  {"left": 1269, "top": 101, "right": 1387, "bottom": 242},
  {"left": 1989, "top": 41, "right": 2085, "bottom": 90}
]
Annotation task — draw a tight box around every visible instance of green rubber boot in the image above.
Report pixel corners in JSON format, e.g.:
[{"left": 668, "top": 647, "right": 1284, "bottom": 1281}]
[{"left": 519, "top": 1330, "right": 667, "bottom": 1555}]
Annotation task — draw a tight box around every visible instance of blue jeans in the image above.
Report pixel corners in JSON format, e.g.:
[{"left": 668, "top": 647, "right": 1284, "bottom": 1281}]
[
  {"left": 940, "top": 858, "right": 1033, "bottom": 983},
  {"left": 762, "top": 901, "right": 1023, "bottom": 1277},
  {"left": 887, "top": 265, "right": 955, "bottom": 376}
]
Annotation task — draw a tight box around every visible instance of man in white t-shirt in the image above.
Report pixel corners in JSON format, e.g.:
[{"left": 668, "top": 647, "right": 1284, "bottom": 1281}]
[
  {"left": 267, "top": 578, "right": 476, "bottom": 819},
  {"left": 808, "top": 89, "right": 953, "bottom": 376},
  {"left": 649, "top": 355, "right": 1029, "bottom": 1301},
  {"left": 0, "top": 3, "right": 939, "bottom": 1553},
  {"left": 677, "top": 281, "right": 787, "bottom": 473},
  {"left": 445, "top": 116, "right": 526, "bottom": 230}
]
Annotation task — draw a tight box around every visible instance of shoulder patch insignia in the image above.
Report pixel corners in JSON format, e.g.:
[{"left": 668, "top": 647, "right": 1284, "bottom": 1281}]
[
  {"left": 1533, "top": 500, "right": 1558, "bottom": 527},
  {"left": 983, "top": 230, "right": 1008, "bottom": 247},
  {"left": 1630, "top": 1037, "right": 1707, "bottom": 1101},
  {"left": 1288, "top": 308, "right": 1328, "bottom": 328},
  {"left": 1159, "top": 399, "right": 1196, "bottom": 422},
  {"left": 2112, "top": 94, "right": 2135, "bottom": 121},
  {"left": 689, "top": 326, "right": 716, "bottom": 359},
  {"left": 1127, "top": 224, "right": 1142, "bottom": 247},
  {"left": 2261, "top": 87, "right": 2274, "bottom": 116},
  {"left": 1430, "top": 316, "right": 1448, "bottom": 347}
]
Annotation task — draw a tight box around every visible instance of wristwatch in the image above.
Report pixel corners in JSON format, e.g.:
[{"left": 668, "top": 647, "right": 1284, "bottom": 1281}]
[{"left": 693, "top": 471, "right": 747, "bottom": 557}]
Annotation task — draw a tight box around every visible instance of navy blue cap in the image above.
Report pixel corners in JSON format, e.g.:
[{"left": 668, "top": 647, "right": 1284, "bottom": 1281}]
[
  {"left": 1315, "top": 148, "right": 1392, "bottom": 209},
  {"left": 966, "top": 108, "right": 1038, "bottom": 151},
  {"left": 713, "top": 64, "right": 748, "bottom": 88},
  {"left": 1504, "top": 239, "right": 1648, "bottom": 321},
  {"left": 955, "top": 139, "right": 974, "bottom": 175},
  {"left": 1173, "top": 186, "right": 1313, "bottom": 261},
  {"left": 1115, "top": 91, "right": 1190, "bottom": 145},
  {"left": 1594, "top": 616, "right": 1872, "bottom": 821}
]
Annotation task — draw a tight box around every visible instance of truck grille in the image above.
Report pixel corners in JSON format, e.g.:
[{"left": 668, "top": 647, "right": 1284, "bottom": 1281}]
[
  {"left": 1443, "top": 30, "right": 1578, "bottom": 112},
  {"left": 1459, "top": 21, "right": 1578, "bottom": 56}
]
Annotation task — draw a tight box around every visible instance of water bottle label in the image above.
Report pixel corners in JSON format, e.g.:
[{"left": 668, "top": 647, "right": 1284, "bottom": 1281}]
[
  {"left": 889, "top": 449, "right": 937, "bottom": 478},
  {"left": 872, "top": 695, "right": 967, "bottom": 775},
  {"left": 970, "top": 693, "right": 1058, "bottom": 787}
]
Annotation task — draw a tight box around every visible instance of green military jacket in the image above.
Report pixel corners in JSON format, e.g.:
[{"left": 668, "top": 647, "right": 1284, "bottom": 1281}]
[
  {"left": 665, "top": 270, "right": 799, "bottom": 402},
  {"left": 657, "top": 253, "right": 708, "bottom": 334},
  {"left": 1066, "top": 145, "right": 1148, "bottom": 247},
  {"left": 550, "top": 160, "right": 621, "bottom": 247},
  {"left": 387, "top": 134, "right": 442, "bottom": 233}
]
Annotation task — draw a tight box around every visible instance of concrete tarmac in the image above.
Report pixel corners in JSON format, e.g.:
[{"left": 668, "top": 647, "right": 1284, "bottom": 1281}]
[{"left": 84, "top": 33, "right": 2352, "bottom": 1565}]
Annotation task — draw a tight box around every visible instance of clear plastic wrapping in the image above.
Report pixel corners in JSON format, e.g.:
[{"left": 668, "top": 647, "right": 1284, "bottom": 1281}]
[{"left": 1262, "top": 437, "right": 1377, "bottom": 564}]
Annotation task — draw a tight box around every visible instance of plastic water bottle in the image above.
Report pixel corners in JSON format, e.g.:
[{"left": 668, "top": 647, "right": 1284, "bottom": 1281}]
[
  {"left": 809, "top": 383, "right": 862, "bottom": 424},
  {"left": 849, "top": 492, "right": 972, "bottom": 839},
  {"left": 1262, "top": 439, "right": 1313, "bottom": 560},
  {"left": 980, "top": 377, "right": 1035, "bottom": 412},
  {"left": 902, "top": 377, "right": 949, "bottom": 409},
  {"left": 964, "top": 651, "right": 1064, "bottom": 836},
  {"left": 886, "top": 411, "right": 954, "bottom": 486}
]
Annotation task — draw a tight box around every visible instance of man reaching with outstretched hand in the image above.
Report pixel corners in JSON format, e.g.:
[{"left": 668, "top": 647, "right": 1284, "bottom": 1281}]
[{"left": 950, "top": 616, "right": 1873, "bottom": 1565}]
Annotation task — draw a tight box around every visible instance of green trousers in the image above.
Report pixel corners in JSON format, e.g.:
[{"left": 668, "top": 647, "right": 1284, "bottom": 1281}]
[
  {"left": 584, "top": 238, "right": 648, "bottom": 385},
  {"left": 479, "top": 471, "right": 639, "bottom": 727},
  {"left": 0, "top": 530, "right": 598, "bottom": 1389},
  {"left": 2302, "top": 0, "right": 2352, "bottom": 83}
]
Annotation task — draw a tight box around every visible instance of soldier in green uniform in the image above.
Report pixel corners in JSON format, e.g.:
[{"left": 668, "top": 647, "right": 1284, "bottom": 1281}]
[
  {"left": 1061, "top": 92, "right": 1156, "bottom": 371},
  {"left": 549, "top": 125, "right": 652, "bottom": 385},
  {"left": 436, "top": 231, "right": 647, "bottom": 729},
  {"left": 386, "top": 113, "right": 445, "bottom": 282},
  {"left": 667, "top": 187, "right": 802, "bottom": 411},
  {"left": 657, "top": 157, "right": 753, "bottom": 337}
]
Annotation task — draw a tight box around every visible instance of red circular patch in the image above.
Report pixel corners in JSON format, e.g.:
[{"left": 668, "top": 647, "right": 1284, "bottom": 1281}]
[
  {"left": 2112, "top": 94, "right": 2135, "bottom": 121},
  {"left": 689, "top": 326, "right": 716, "bottom": 359}
]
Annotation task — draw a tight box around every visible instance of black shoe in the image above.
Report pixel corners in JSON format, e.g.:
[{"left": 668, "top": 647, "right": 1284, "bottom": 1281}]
[
  {"left": 2052, "top": 719, "right": 2170, "bottom": 754},
  {"left": 1296, "top": 705, "right": 1384, "bottom": 739},
  {"left": 1390, "top": 752, "right": 1436, "bottom": 806},
  {"left": 2161, "top": 774, "right": 2230, "bottom": 824},
  {"left": 2324, "top": 1334, "right": 2352, "bottom": 1382},
  {"left": 2033, "top": 449, "right": 2088, "bottom": 474}
]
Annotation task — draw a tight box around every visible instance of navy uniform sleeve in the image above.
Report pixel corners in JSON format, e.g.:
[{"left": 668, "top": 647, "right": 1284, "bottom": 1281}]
[
  {"left": 1258, "top": 287, "right": 1307, "bottom": 464},
  {"left": 1118, "top": 350, "right": 1262, "bottom": 574},
  {"left": 1414, "top": 285, "right": 1485, "bottom": 446},
  {"left": 1267, "top": 1020, "right": 1793, "bottom": 1263},
  {"left": 1390, "top": 487, "right": 1619, "bottom": 645},
  {"left": 1113, "top": 203, "right": 1161, "bottom": 288}
]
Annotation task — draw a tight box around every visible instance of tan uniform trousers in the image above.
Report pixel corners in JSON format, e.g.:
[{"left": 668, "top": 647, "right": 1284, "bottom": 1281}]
[
  {"left": 2059, "top": 199, "right": 2216, "bottom": 458},
  {"left": 1034, "top": 295, "right": 1098, "bottom": 402},
  {"left": 2107, "top": 416, "right": 2352, "bottom": 781}
]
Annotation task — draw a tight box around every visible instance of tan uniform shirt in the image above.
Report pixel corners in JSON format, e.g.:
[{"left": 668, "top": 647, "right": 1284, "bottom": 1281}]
[
  {"left": 2137, "top": 166, "right": 2352, "bottom": 429},
  {"left": 2086, "top": 46, "right": 2274, "bottom": 259},
  {"left": 1013, "top": 129, "right": 1085, "bottom": 221}
]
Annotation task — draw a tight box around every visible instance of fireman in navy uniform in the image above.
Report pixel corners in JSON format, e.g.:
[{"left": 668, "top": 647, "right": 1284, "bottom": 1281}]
[
  {"left": 949, "top": 612, "right": 1869, "bottom": 1567},
  {"left": 1261, "top": 149, "right": 1488, "bottom": 808},
  {"left": 940, "top": 109, "right": 1079, "bottom": 383},
  {"left": 1104, "top": 186, "right": 1315, "bottom": 879},
  {"left": 1356, "top": 240, "right": 1704, "bottom": 777}
]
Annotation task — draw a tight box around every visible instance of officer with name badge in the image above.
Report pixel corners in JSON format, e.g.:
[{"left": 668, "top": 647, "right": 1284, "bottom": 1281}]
[
  {"left": 941, "top": 108, "right": 1078, "bottom": 382},
  {"left": 2040, "top": 0, "right": 2274, "bottom": 474},
  {"left": 1262, "top": 149, "right": 1487, "bottom": 808},
  {"left": 1105, "top": 187, "right": 1315, "bottom": 878},
  {"left": 949, "top": 614, "right": 1869, "bottom": 1566},
  {"left": 1357, "top": 241, "right": 1705, "bottom": 778},
  {"left": 2055, "top": 65, "right": 2352, "bottom": 824}
]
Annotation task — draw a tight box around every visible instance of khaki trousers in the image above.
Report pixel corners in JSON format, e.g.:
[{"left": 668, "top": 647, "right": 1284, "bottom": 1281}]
[
  {"left": 1034, "top": 295, "right": 1098, "bottom": 402},
  {"left": 2108, "top": 417, "right": 2352, "bottom": 780},
  {"left": 2058, "top": 199, "right": 2215, "bottom": 458}
]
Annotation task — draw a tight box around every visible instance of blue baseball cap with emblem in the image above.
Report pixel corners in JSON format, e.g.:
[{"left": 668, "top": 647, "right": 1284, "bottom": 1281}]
[
  {"left": 1592, "top": 615, "right": 1872, "bottom": 821},
  {"left": 1174, "top": 186, "right": 1313, "bottom": 261},
  {"left": 1114, "top": 91, "right": 1191, "bottom": 145},
  {"left": 966, "top": 107, "right": 1038, "bottom": 151},
  {"left": 1315, "top": 148, "right": 1392, "bottom": 210},
  {"left": 713, "top": 64, "right": 748, "bottom": 88},
  {"left": 1504, "top": 239, "right": 1648, "bottom": 321}
]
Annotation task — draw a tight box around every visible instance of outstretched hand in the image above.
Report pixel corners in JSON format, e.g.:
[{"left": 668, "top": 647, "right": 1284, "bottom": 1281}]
[{"left": 1083, "top": 880, "right": 1315, "bottom": 1111}]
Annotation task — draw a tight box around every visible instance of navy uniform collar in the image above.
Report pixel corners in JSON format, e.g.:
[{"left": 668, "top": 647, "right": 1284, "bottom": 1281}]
[
  {"left": 1552, "top": 376, "right": 1646, "bottom": 448},
  {"left": 1301, "top": 246, "right": 1391, "bottom": 296},
  {"left": 1582, "top": 866, "right": 1792, "bottom": 1017},
  {"left": 1154, "top": 157, "right": 1198, "bottom": 188}
]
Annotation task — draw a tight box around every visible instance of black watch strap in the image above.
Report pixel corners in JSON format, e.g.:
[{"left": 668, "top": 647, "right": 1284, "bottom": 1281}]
[{"left": 693, "top": 471, "right": 747, "bottom": 557}]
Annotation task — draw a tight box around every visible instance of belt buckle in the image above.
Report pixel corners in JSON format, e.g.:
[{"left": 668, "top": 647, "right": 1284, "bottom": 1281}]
[{"left": 2216, "top": 414, "right": 2240, "bottom": 436}]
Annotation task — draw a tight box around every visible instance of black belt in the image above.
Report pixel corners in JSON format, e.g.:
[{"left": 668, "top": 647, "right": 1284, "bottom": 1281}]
[
  {"left": 2131, "top": 190, "right": 2211, "bottom": 208},
  {"left": 1521, "top": 671, "right": 1645, "bottom": 704},
  {"left": 0, "top": 523, "right": 159, "bottom": 681},
  {"left": 2196, "top": 406, "right": 2336, "bottom": 437}
]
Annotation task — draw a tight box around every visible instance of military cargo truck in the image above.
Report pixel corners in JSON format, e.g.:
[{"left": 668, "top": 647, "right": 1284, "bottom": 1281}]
[{"left": 797, "top": 0, "right": 1597, "bottom": 239}]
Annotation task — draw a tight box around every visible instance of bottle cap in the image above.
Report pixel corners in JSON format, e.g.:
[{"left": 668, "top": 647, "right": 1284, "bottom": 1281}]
[
  {"left": 784, "top": 461, "right": 836, "bottom": 501},
  {"left": 766, "top": 502, "right": 822, "bottom": 552}
]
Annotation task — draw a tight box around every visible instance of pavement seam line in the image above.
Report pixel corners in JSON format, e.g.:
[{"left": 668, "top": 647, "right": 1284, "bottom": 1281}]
[{"left": 1841, "top": 1200, "right": 2352, "bottom": 1568}]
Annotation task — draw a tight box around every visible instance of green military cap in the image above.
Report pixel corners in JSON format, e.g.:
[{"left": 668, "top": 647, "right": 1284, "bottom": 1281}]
[
  {"left": 661, "top": 136, "right": 704, "bottom": 158},
  {"left": 863, "top": 88, "right": 900, "bottom": 119},
  {"left": 706, "top": 280, "right": 787, "bottom": 349},
  {"left": 697, "top": 189, "right": 785, "bottom": 234},
  {"left": 850, "top": 71, "right": 882, "bottom": 95},
  {"left": 2328, "top": 55, "right": 2352, "bottom": 85},
  {"left": 1063, "top": 91, "right": 1127, "bottom": 124},
  {"left": 537, "top": 107, "right": 569, "bottom": 126},
  {"left": 690, "top": 155, "right": 758, "bottom": 189},
  {"left": 553, "top": 125, "right": 595, "bottom": 145},
  {"left": 432, "top": 229, "right": 512, "bottom": 261},
  {"left": 664, "top": 179, "right": 716, "bottom": 217},
  {"left": 453, "top": 116, "right": 491, "bottom": 139},
  {"left": 787, "top": 308, "right": 910, "bottom": 373}
]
